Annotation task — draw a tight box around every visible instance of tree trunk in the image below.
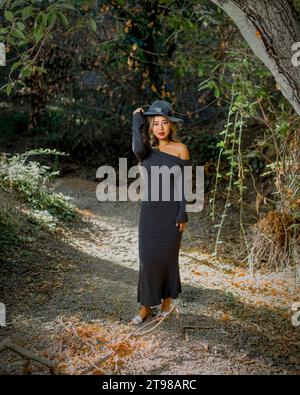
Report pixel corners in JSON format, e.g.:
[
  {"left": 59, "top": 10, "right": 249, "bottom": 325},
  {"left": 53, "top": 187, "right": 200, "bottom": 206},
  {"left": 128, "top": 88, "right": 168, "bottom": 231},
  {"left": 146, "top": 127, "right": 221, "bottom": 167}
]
[
  {"left": 28, "top": 74, "right": 46, "bottom": 130},
  {"left": 210, "top": 0, "right": 300, "bottom": 115}
]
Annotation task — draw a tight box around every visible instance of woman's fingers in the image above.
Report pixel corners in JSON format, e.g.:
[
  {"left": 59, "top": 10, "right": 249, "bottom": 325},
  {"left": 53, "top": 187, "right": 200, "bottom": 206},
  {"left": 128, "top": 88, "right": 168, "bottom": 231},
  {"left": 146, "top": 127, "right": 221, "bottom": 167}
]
[
  {"left": 176, "top": 222, "right": 187, "bottom": 232},
  {"left": 133, "top": 107, "right": 144, "bottom": 114}
]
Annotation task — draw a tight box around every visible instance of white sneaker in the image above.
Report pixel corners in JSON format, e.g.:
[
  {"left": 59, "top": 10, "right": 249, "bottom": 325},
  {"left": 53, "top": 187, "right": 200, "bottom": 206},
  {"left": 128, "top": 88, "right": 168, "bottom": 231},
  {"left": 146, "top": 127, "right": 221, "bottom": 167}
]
[{"left": 130, "top": 314, "right": 146, "bottom": 325}]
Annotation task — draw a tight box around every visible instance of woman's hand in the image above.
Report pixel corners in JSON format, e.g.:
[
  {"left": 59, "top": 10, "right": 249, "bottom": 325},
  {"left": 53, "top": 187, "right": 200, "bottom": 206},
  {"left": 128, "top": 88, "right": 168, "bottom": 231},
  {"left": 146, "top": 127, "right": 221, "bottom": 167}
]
[
  {"left": 176, "top": 222, "right": 187, "bottom": 232},
  {"left": 133, "top": 107, "right": 144, "bottom": 114}
]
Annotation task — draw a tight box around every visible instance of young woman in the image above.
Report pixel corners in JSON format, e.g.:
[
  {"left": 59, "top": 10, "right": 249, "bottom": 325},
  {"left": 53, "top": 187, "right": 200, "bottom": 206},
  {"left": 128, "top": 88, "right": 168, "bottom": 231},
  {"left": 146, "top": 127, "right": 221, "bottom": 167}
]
[{"left": 131, "top": 100, "right": 190, "bottom": 324}]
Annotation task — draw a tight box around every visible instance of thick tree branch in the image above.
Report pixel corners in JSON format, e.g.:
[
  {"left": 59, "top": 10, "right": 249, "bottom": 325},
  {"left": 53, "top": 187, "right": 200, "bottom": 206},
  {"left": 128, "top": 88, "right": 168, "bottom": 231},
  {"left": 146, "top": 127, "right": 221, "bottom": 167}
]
[
  {"left": 210, "top": 0, "right": 300, "bottom": 115},
  {"left": 0, "top": 338, "right": 58, "bottom": 374}
]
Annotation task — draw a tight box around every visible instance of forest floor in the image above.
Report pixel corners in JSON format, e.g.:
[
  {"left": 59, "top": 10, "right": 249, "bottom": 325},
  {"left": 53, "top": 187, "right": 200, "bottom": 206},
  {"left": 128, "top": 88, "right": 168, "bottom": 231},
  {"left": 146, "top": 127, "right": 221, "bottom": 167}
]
[{"left": 1, "top": 176, "right": 300, "bottom": 375}]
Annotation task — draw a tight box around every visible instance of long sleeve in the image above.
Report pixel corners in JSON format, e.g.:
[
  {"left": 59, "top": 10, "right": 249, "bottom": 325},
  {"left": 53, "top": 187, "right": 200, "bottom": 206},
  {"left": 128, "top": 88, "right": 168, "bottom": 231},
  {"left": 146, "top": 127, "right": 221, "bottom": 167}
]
[
  {"left": 132, "top": 110, "right": 147, "bottom": 162},
  {"left": 174, "top": 160, "right": 191, "bottom": 223}
]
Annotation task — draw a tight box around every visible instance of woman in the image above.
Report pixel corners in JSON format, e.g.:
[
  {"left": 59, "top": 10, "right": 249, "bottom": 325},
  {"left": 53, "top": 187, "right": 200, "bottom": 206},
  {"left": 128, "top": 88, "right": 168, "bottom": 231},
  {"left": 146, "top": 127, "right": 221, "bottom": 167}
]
[{"left": 131, "top": 100, "right": 190, "bottom": 325}]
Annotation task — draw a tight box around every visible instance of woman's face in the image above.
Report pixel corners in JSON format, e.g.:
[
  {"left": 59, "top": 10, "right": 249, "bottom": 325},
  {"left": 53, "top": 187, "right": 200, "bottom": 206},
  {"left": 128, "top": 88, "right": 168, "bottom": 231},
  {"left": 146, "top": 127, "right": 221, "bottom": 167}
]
[{"left": 151, "top": 116, "right": 171, "bottom": 140}]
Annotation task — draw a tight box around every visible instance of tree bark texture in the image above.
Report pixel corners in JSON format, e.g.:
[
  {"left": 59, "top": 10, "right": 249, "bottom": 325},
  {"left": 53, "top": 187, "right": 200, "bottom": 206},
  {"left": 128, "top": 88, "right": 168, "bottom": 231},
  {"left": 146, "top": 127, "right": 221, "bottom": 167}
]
[{"left": 211, "top": 0, "right": 300, "bottom": 115}]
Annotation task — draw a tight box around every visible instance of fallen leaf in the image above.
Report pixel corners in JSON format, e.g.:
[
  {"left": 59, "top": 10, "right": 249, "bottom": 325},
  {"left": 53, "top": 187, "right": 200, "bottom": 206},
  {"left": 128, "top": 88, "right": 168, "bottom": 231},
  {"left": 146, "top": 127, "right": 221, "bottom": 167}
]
[{"left": 221, "top": 313, "right": 230, "bottom": 322}]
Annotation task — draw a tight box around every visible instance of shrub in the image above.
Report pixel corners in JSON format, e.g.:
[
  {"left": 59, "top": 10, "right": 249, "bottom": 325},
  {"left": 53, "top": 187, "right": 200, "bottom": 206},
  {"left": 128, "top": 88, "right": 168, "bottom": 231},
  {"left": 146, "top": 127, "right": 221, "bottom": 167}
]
[{"left": 0, "top": 148, "right": 77, "bottom": 225}]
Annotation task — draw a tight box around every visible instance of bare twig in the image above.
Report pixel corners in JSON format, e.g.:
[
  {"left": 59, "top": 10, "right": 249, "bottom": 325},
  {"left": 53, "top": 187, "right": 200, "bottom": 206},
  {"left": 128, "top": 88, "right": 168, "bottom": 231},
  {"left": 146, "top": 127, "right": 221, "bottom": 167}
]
[
  {"left": 128, "top": 305, "right": 178, "bottom": 338},
  {"left": 182, "top": 325, "right": 215, "bottom": 330},
  {"left": 80, "top": 352, "right": 113, "bottom": 375}
]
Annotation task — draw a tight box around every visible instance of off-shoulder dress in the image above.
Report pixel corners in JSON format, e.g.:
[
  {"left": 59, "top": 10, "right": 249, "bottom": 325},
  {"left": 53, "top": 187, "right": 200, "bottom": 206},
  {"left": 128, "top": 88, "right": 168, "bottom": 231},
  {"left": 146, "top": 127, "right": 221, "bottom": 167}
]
[{"left": 132, "top": 110, "right": 190, "bottom": 307}]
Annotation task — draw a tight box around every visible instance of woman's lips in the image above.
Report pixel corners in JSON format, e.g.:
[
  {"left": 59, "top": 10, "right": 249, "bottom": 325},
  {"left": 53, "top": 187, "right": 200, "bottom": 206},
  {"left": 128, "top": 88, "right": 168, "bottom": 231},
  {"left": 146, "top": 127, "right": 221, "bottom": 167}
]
[{"left": 158, "top": 132, "right": 165, "bottom": 136}]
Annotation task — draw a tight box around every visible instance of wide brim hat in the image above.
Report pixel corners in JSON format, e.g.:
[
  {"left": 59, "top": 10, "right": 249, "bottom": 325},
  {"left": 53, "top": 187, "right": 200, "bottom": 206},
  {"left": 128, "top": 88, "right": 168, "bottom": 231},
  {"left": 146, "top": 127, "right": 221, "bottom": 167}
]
[{"left": 143, "top": 100, "right": 184, "bottom": 123}]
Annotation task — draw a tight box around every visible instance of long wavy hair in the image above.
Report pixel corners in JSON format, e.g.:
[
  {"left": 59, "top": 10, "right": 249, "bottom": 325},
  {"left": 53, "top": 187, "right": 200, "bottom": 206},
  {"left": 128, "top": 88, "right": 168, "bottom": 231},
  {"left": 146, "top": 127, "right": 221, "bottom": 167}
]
[{"left": 143, "top": 115, "right": 181, "bottom": 148}]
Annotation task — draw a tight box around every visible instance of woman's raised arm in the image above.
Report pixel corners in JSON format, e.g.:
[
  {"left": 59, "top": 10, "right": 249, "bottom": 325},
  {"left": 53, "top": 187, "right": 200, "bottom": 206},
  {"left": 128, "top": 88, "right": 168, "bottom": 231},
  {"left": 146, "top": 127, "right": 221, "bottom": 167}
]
[{"left": 132, "top": 108, "right": 147, "bottom": 162}]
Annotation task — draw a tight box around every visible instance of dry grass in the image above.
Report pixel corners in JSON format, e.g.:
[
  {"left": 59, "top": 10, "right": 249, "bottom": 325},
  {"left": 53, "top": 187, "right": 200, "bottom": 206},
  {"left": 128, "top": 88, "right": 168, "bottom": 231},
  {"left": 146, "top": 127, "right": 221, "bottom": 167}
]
[{"left": 247, "top": 210, "right": 300, "bottom": 270}]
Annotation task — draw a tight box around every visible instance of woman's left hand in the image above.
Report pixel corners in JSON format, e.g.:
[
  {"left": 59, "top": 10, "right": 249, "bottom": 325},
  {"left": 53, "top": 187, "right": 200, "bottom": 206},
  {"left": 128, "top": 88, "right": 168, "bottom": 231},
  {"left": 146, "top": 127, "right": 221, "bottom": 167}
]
[{"left": 176, "top": 222, "right": 187, "bottom": 232}]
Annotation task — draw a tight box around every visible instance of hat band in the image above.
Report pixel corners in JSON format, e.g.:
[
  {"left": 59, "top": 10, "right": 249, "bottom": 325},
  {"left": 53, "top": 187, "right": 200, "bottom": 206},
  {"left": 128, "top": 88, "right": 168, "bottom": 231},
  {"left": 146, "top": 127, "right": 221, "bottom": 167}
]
[{"left": 152, "top": 106, "right": 172, "bottom": 116}]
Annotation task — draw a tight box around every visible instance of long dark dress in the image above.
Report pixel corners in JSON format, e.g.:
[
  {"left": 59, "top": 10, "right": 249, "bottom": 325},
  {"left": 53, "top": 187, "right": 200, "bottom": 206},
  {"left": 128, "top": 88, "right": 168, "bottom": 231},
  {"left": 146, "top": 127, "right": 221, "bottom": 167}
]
[{"left": 132, "top": 110, "right": 190, "bottom": 307}]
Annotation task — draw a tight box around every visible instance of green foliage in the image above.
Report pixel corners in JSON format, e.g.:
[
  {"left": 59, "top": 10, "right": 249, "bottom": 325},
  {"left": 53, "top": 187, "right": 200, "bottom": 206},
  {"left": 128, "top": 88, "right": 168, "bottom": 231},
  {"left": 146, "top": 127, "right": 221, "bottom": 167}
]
[
  {"left": 1, "top": 0, "right": 226, "bottom": 158},
  {"left": 225, "top": 291, "right": 235, "bottom": 306},
  {"left": 0, "top": 148, "right": 77, "bottom": 225},
  {"left": 0, "top": 0, "right": 84, "bottom": 90},
  {"left": 184, "top": 132, "right": 220, "bottom": 165}
]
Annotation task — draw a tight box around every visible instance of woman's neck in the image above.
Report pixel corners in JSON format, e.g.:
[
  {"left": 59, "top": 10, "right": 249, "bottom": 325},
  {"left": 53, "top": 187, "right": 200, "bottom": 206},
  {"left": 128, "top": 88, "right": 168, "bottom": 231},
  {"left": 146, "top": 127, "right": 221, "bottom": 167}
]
[{"left": 158, "top": 139, "right": 170, "bottom": 149}]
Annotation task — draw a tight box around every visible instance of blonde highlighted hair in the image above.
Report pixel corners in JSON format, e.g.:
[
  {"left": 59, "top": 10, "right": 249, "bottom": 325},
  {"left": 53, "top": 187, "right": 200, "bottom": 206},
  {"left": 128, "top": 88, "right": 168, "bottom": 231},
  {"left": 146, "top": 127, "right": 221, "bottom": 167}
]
[{"left": 144, "top": 116, "right": 181, "bottom": 148}]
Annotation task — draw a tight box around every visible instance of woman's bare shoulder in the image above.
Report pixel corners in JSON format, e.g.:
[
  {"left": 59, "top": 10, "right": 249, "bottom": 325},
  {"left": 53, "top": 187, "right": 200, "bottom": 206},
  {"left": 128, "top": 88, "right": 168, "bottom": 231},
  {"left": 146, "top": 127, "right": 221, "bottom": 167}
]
[{"left": 172, "top": 142, "right": 190, "bottom": 160}]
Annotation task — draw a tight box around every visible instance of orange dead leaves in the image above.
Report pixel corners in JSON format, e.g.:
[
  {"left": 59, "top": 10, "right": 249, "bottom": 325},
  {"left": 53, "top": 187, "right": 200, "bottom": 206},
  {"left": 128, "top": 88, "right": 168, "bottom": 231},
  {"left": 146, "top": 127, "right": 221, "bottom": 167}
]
[
  {"left": 221, "top": 313, "right": 231, "bottom": 322},
  {"left": 124, "top": 20, "right": 133, "bottom": 33},
  {"left": 75, "top": 324, "right": 107, "bottom": 342},
  {"left": 75, "top": 208, "right": 94, "bottom": 217},
  {"left": 150, "top": 84, "right": 158, "bottom": 93},
  {"left": 191, "top": 269, "right": 209, "bottom": 276},
  {"left": 100, "top": 4, "right": 110, "bottom": 12},
  {"left": 107, "top": 339, "right": 134, "bottom": 358},
  {"left": 45, "top": 316, "right": 148, "bottom": 374},
  {"left": 198, "top": 95, "right": 206, "bottom": 104},
  {"left": 161, "top": 89, "right": 172, "bottom": 99}
]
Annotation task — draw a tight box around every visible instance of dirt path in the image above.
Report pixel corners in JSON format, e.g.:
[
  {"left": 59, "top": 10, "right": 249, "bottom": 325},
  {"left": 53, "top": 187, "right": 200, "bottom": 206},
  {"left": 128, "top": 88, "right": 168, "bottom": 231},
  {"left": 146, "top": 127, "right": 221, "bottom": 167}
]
[{"left": 1, "top": 176, "right": 300, "bottom": 375}]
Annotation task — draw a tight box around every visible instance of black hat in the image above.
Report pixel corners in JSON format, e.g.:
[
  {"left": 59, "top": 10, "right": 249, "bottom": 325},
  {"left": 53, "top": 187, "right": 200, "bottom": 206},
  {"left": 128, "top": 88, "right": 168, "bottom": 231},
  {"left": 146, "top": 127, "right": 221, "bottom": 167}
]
[{"left": 143, "top": 100, "right": 184, "bottom": 123}]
